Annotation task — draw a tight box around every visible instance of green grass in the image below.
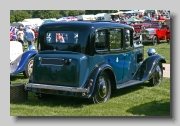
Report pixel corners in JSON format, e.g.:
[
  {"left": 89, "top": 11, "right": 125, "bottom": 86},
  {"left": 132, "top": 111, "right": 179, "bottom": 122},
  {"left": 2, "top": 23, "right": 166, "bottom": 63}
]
[
  {"left": 10, "top": 78, "right": 170, "bottom": 116},
  {"left": 143, "top": 42, "right": 170, "bottom": 64}
]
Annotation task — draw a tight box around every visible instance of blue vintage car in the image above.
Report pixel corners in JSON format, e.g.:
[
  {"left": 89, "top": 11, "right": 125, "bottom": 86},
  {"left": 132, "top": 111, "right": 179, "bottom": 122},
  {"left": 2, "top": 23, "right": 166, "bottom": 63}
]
[
  {"left": 10, "top": 42, "right": 37, "bottom": 78},
  {"left": 25, "top": 21, "right": 166, "bottom": 103}
]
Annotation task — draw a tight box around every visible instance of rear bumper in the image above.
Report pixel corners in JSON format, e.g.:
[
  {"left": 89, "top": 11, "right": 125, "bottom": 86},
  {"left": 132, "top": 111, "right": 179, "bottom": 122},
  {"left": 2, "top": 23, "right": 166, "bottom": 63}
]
[{"left": 25, "top": 83, "right": 90, "bottom": 93}]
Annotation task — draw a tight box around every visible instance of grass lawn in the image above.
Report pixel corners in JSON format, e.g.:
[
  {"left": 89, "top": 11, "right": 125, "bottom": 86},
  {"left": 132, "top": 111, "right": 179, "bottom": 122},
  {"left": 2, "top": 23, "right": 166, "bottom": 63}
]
[
  {"left": 143, "top": 42, "right": 170, "bottom": 64},
  {"left": 10, "top": 42, "right": 170, "bottom": 116},
  {"left": 10, "top": 77, "right": 170, "bottom": 116}
]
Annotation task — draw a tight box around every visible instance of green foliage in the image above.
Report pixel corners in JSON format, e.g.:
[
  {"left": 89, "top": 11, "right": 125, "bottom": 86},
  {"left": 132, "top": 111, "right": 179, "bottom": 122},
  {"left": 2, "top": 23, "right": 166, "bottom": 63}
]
[
  {"left": 10, "top": 14, "right": 15, "bottom": 23},
  {"left": 10, "top": 10, "right": 117, "bottom": 22},
  {"left": 14, "top": 11, "right": 32, "bottom": 22},
  {"left": 85, "top": 10, "right": 118, "bottom": 15},
  {"left": 68, "top": 10, "right": 79, "bottom": 16},
  {"left": 32, "top": 10, "right": 60, "bottom": 19}
]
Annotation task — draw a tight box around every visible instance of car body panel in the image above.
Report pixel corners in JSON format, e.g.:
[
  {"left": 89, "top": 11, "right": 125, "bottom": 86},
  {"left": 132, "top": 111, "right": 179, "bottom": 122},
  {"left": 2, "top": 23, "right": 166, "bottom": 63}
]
[
  {"left": 10, "top": 50, "right": 37, "bottom": 75},
  {"left": 25, "top": 21, "right": 166, "bottom": 100}
]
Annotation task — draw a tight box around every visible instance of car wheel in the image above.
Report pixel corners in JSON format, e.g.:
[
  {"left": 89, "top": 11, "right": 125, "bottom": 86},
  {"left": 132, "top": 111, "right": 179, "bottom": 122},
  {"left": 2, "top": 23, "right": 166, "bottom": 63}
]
[
  {"left": 149, "top": 62, "right": 163, "bottom": 86},
  {"left": 152, "top": 36, "right": 157, "bottom": 45},
  {"left": 23, "top": 57, "right": 34, "bottom": 78},
  {"left": 91, "top": 72, "right": 111, "bottom": 104}
]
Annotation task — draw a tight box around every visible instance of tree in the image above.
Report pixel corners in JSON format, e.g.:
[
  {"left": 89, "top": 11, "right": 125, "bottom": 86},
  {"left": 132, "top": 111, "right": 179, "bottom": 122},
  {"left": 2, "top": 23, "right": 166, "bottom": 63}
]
[
  {"left": 85, "top": 10, "right": 118, "bottom": 15},
  {"left": 10, "top": 14, "right": 15, "bottom": 23},
  {"left": 68, "top": 10, "right": 79, "bottom": 16},
  {"left": 32, "top": 10, "right": 60, "bottom": 19},
  {"left": 59, "top": 10, "right": 69, "bottom": 17},
  {"left": 14, "top": 11, "right": 32, "bottom": 22}
]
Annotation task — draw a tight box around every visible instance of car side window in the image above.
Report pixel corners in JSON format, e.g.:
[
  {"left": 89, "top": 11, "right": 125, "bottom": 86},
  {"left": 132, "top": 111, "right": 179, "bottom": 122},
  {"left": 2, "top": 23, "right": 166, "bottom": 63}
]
[
  {"left": 124, "top": 29, "right": 133, "bottom": 49},
  {"left": 95, "top": 30, "right": 107, "bottom": 50},
  {"left": 109, "top": 28, "right": 122, "bottom": 50}
]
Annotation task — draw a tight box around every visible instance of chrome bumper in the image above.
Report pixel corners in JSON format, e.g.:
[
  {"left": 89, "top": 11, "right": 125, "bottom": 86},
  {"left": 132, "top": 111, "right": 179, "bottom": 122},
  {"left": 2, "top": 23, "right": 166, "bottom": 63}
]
[{"left": 25, "top": 83, "right": 90, "bottom": 93}]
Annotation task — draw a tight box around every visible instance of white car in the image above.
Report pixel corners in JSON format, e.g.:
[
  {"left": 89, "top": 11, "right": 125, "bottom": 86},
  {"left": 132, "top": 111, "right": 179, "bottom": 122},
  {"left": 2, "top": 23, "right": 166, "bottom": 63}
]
[{"left": 10, "top": 41, "right": 23, "bottom": 63}]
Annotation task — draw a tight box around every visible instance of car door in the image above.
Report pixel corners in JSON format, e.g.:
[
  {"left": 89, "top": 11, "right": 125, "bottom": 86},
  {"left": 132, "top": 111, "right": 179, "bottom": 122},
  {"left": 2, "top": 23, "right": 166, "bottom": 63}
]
[
  {"left": 108, "top": 28, "right": 124, "bottom": 84},
  {"left": 121, "top": 28, "right": 136, "bottom": 83}
]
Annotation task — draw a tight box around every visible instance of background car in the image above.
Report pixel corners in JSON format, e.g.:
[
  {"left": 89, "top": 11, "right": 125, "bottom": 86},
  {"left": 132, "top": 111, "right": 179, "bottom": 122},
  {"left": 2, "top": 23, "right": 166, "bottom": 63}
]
[{"left": 10, "top": 41, "right": 37, "bottom": 78}]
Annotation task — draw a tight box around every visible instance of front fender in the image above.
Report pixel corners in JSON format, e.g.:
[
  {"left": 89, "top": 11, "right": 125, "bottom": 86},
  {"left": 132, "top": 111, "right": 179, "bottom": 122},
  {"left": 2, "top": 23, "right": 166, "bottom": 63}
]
[
  {"left": 10, "top": 50, "right": 37, "bottom": 75},
  {"left": 84, "top": 62, "right": 115, "bottom": 98},
  {"left": 133, "top": 54, "right": 166, "bottom": 82}
]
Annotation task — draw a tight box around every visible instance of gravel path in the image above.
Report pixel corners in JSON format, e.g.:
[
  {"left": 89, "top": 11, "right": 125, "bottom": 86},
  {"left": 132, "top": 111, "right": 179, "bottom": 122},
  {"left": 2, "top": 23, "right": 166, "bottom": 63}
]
[{"left": 163, "top": 63, "right": 170, "bottom": 78}]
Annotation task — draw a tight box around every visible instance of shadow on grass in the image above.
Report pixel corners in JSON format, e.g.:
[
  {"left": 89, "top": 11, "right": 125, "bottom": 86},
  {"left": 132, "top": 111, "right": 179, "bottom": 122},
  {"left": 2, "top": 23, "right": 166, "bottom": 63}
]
[
  {"left": 110, "top": 82, "right": 151, "bottom": 99},
  {"left": 10, "top": 73, "right": 27, "bottom": 81},
  {"left": 126, "top": 99, "right": 170, "bottom": 116},
  {"left": 11, "top": 82, "right": 152, "bottom": 108},
  {"left": 143, "top": 41, "right": 169, "bottom": 46},
  {"left": 11, "top": 92, "right": 92, "bottom": 108}
]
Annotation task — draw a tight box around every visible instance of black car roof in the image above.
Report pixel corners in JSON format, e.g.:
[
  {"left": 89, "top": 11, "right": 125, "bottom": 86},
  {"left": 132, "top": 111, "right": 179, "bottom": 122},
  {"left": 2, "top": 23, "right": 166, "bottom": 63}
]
[{"left": 40, "top": 21, "right": 133, "bottom": 30}]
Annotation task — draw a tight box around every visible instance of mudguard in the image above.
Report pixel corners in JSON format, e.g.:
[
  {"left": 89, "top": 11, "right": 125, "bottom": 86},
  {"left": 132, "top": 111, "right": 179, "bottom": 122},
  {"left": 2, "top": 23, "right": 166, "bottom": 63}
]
[
  {"left": 10, "top": 50, "right": 37, "bottom": 75},
  {"left": 133, "top": 54, "right": 166, "bottom": 82},
  {"left": 84, "top": 62, "right": 116, "bottom": 98}
]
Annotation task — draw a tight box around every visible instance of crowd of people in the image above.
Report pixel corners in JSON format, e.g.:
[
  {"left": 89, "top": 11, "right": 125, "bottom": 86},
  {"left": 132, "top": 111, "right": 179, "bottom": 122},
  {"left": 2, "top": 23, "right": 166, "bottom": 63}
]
[
  {"left": 111, "top": 10, "right": 170, "bottom": 24},
  {"left": 10, "top": 26, "right": 37, "bottom": 49}
]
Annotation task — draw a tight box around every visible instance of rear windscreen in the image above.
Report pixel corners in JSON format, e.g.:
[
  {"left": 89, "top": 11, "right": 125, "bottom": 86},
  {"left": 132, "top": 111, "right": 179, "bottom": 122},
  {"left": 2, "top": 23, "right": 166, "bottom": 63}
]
[{"left": 46, "top": 31, "right": 78, "bottom": 44}]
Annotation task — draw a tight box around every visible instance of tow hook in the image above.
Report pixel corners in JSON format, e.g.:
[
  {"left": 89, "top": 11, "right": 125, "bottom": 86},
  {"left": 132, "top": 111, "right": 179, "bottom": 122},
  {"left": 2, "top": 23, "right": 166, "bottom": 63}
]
[
  {"left": 34, "top": 93, "right": 41, "bottom": 97},
  {"left": 163, "top": 67, "right": 165, "bottom": 70}
]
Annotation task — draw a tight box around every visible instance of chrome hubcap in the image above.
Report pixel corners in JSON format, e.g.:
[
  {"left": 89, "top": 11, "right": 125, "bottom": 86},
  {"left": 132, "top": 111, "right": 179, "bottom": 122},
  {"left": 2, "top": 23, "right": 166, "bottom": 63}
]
[
  {"left": 28, "top": 59, "right": 33, "bottom": 76},
  {"left": 154, "top": 65, "right": 162, "bottom": 85},
  {"left": 98, "top": 78, "right": 107, "bottom": 98}
]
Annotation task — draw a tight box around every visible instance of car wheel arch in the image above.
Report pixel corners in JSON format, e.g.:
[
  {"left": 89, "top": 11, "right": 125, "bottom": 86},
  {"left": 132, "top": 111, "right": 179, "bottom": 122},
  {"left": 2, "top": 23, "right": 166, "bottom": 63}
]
[{"left": 86, "top": 63, "right": 116, "bottom": 97}]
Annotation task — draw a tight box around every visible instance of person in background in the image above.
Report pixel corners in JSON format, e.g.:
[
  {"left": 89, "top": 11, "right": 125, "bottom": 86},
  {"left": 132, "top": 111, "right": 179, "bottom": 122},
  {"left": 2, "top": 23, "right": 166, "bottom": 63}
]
[
  {"left": 139, "top": 12, "right": 142, "bottom": 18},
  {"left": 16, "top": 27, "right": 24, "bottom": 47},
  {"left": 56, "top": 33, "right": 65, "bottom": 43},
  {"left": 24, "top": 26, "right": 35, "bottom": 46}
]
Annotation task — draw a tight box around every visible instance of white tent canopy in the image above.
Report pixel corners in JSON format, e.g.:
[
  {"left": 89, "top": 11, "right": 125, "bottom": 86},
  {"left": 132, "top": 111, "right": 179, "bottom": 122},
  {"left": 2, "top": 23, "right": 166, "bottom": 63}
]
[{"left": 22, "top": 18, "right": 44, "bottom": 27}]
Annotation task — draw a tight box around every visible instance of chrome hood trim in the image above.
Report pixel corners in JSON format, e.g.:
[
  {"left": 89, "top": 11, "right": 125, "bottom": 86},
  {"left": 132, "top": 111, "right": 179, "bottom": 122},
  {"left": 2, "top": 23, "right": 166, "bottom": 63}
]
[{"left": 144, "top": 28, "right": 156, "bottom": 32}]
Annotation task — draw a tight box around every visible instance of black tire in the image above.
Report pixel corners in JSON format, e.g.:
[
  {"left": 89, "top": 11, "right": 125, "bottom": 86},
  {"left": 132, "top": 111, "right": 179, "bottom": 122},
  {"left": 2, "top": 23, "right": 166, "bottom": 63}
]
[
  {"left": 23, "top": 57, "right": 34, "bottom": 78},
  {"left": 149, "top": 62, "right": 163, "bottom": 86},
  {"left": 152, "top": 36, "right": 158, "bottom": 45},
  {"left": 91, "top": 72, "right": 111, "bottom": 104}
]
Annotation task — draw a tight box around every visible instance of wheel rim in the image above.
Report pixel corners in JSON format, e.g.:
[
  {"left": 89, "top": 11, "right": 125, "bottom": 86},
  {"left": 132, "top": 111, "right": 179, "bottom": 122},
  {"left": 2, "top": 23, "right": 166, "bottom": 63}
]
[
  {"left": 98, "top": 77, "right": 107, "bottom": 99},
  {"left": 95, "top": 75, "right": 110, "bottom": 103},
  {"left": 153, "top": 37, "right": 157, "bottom": 45},
  {"left": 154, "top": 65, "right": 162, "bottom": 85},
  {"left": 28, "top": 59, "right": 33, "bottom": 77}
]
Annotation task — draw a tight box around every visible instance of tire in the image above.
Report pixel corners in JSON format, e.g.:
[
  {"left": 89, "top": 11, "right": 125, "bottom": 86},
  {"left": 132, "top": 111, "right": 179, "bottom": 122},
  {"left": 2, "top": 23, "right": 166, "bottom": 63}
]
[
  {"left": 23, "top": 57, "right": 34, "bottom": 78},
  {"left": 149, "top": 62, "right": 163, "bottom": 86},
  {"left": 152, "top": 36, "right": 158, "bottom": 45},
  {"left": 91, "top": 72, "right": 111, "bottom": 104}
]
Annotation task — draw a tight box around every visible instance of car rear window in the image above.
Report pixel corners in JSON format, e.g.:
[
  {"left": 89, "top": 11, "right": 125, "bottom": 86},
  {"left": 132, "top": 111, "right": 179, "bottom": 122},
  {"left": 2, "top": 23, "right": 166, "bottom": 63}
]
[{"left": 46, "top": 31, "right": 78, "bottom": 44}]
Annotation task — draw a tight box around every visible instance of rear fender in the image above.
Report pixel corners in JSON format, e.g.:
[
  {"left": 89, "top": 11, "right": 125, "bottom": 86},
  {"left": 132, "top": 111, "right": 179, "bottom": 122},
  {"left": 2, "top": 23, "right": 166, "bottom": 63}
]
[
  {"left": 133, "top": 54, "right": 166, "bottom": 82},
  {"left": 84, "top": 62, "right": 116, "bottom": 98},
  {"left": 10, "top": 50, "right": 37, "bottom": 75}
]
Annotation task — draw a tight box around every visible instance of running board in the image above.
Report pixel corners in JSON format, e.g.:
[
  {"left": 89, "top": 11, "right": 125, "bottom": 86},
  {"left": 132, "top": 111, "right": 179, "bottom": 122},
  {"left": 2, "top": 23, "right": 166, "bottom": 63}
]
[{"left": 117, "top": 80, "right": 143, "bottom": 89}]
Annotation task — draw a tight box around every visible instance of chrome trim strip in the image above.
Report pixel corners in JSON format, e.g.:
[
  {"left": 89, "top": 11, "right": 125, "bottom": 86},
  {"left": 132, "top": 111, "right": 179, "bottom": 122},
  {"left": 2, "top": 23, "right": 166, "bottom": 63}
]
[{"left": 25, "top": 83, "right": 89, "bottom": 93}]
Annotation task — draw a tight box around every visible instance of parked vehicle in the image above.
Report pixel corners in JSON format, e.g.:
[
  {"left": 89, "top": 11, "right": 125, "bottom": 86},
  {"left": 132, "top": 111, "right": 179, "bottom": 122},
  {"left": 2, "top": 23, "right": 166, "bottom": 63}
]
[
  {"left": 140, "top": 20, "right": 170, "bottom": 45},
  {"left": 25, "top": 21, "right": 166, "bottom": 104},
  {"left": 133, "top": 22, "right": 151, "bottom": 40},
  {"left": 10, "top": 41, "right": 37, "bottom": 78},
  {"left": 95, "top": 13, "right": 111, "bottom": 21}
]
